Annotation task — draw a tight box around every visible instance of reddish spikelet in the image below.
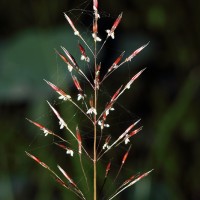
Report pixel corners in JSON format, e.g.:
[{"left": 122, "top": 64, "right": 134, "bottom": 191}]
[
  {"left": 76, "top": 126, "right": 82, "bottom": 154},
  {"left": 114, "top": 145, "right": 131, "bottom": 182},
  {"left": 92, "top": 0, "right": 101, "bottom": 42},
  {"left": 99, "top": 111, "right": 108, "bottom": 129},
  {"left": 93, "top": 20, "right": 98, "bottom": 34},
  {"left": 108, "top": 51, "right": 125, "bottom": 72},
  {"left": 93, "top": 0, "right": 98, "bottom": 10},
  {"left": 61, "top": 46, "right": 78, "bottom": 68},
  {"left": 26, "top": 118, "right": 50, "bottom": 136},
  {"left": 55, "top": 49, "right": 69, "bottom": 64},
  {"left": 126, "top": 42, "right": 149, "bottom": 62},
  {"left": 64, "top": 13, "right": 79, "bottom": 36},
  {"left": 55, "top": 143, "right": 67, "bottom": 150},
  {"left": 55, "top": 49, "right": 74, "bottom": 72},
  {"left": 122, "top": 175, "right": 136, "bottom": 186},
  {"left": 55, "top": 143, "right": 74, "bottom": 157},
  {"left": 124, "top": 123, "right": 136, "bottom": 135},
  {"left": 89, "top": 96, "right": 94, "bottom": 108},
  {"left": 57, "top": 165, "right": 77, "bottom": 188},
  {"left": 47, "top": 101, "right": 61, "bottom": 119},
  {"left": 111, "top": 85, "right": 123, "bottom": 102},
  {"left": 87, "top": 96, "right": 97, "bottom": 115},
  {"left": 105, "top": 161, "right": 111, "bottom": 177},
  {"left": 129, "top": 126, "right": 143, "bottom": 137},
  {"left": 102, "top": 135, "right": 111, "bottom": 149},
  {"left": 72, "top": 76, "right": 83, "bottom": 92},
  {"left": 92, "top": 21, "right": 101, "bottom": 42},
  {"left": 122, "top": 150, "right": 129, "bottom": 164},
  {"left": 44, "top": 80, "right": 71, "bottom": 100},
  {"left": 125, "top": 68, "right": 146, "bottom": 90},
  {"left": 25, "top": 152, "right": 48, "bottom": 168},
  {"left": 105, "top": 135, "right": 111, "bottom": 144},
  {"left": 27, "top": 119, "right": 44, "bottom": 130},
  {"left": 106, "top": 13, "right": 123, "bottom": 39},
  {"left": 55, "top": 178, "right": 67, "bottom": 187},
  {"left": 124, "top": 127, "right": 142, "bottom": 144},
  {"left": 72, "top": 75, "right": 86, "bottom": 101},
  {"left": 103, "top": 85, "right": 123, "bottom": 117},
  {"left": 103, "top": 112, "right": 107, "bottom": 121},
  {"left": 95, "top": 63, "right": 101, "bottom": 89},
  {"left": 79, "top": 43, "right": 86, "bottom": 57},
  {"left": 79, "top": 43, "right": 90, "bottom": 62},
  {"left": 111, "top": 13, "right": 123, "bottom": 32},
  {"left": 137, "top": 170, "right": 153, "bottom": 180},
  {"left": 47, "top": 101, "right": 67, "bottom": 129}
]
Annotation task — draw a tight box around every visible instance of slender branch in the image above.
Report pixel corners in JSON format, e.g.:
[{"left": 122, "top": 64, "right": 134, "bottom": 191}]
[{"left": 93, "top": 39, "right": 97, "bottom": 200}]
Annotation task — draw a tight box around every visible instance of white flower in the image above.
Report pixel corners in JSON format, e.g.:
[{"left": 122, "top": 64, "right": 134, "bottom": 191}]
[
  {"left": 59, "top": 120, "right": 65, "bottom": 129},
  {"left": 59, "top": 94, "right": 71, "bottom": 101},
  {"left": 77, "top": 94, "right": 84, "bottom": 101},
  {"left": 105, "top": 107, "right": 115, "bottom": 116},
  {"left": 66, "top": 149, "right": 74, "bottom": 157},
  {"left": 106, "top": 30, "right": 115, "bottom": 39},
  {"left": 87, "top": 107, "right": 97, "bottom": 115},
  {"left": 93, "top": 8, "right": 100, "bottom": 18},
  {"left": 74, "top": 31, "right": 79, "bottom": 36},
  {"left": 103, "top": 143, "right": 110, "bottom": 150},
  {"left": 98, "top": 120, "right": 110, "bottom": 129},
  {"left": 68, "top": 64, "right": 73, "bottom": 72},
  {"left": 92, "top": 33, "right": 101, "bottom": 42},
  {"left": 124, "top": 134, "right": 130, "bottom": 144},
  {"left": 42, "top": 128, "right": 49, "bottom": 136},
  {"left": 125, "top": 83, "right": 131, "bottom": 90},
  {"left": 81, "top": 55, "right": 90, "bottom": 62}
]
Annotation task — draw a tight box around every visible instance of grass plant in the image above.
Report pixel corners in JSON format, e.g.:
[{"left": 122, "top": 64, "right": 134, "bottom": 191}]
[{"left": 26, "top": 0, "right": 152, "bottom": 199}]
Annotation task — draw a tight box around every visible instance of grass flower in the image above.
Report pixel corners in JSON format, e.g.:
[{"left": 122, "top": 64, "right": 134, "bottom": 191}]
[{"left": 26, "top": 1, "right": 152, "bottom": 199}]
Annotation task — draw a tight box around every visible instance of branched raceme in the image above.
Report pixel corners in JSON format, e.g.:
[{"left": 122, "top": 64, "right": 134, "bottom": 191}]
[{"left": 26, "top": 0, "right": 153, "bottom": 199}]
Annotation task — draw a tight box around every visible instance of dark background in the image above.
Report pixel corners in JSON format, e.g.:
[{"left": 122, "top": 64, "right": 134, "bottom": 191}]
[{"left": 0, "top": 0, "right": 200, "bottom": 199}]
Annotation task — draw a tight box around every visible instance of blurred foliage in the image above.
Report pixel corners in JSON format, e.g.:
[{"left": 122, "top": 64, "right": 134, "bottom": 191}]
[{"left": 0, "top": 0, "right": 200, "bottom": 200}]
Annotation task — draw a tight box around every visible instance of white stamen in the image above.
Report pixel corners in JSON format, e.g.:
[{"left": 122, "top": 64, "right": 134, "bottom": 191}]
[
  {"left": 59, "top": 94, "right": 71, "bottom": 101},
  {"left": 92, "top": 33, "right": 101, "bottom": 42},
  {"left": 42, "top": 128, "right": 49, "bottom": 136},
  {"left": 81, "top": 55, "right": 90, "bottom": 62},
  {"left": 59, "top": 120, "right": 65, "bottom": 129},
  {"left": 103, "top": 143, "right": 110, "bottom": 150},
  {"left": 66, "top": 149, "right": 74, "bottom": 157},
  {"left": 125, "top": 134, "right": 130, "bottom": 144},
  {"left": 87, "top": 107, "right": 97, "bottom": 115},
  {"left": 106, "top": 30, "right": 115, "bottom": 39},
  {"left": 67, "top": 64, "right": 73, "bottom": 72}
]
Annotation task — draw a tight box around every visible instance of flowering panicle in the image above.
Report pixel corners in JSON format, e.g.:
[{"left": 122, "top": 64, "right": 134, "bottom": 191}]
[{"left": 26, "top": 1, "right": 152, "bottom": 199}]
